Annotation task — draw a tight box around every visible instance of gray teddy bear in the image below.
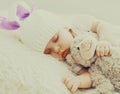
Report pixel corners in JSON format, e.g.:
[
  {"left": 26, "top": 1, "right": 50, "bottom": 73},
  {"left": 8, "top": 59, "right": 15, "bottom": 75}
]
[{"left": 68, "top": 32, "right": 120, "bottom": 94}]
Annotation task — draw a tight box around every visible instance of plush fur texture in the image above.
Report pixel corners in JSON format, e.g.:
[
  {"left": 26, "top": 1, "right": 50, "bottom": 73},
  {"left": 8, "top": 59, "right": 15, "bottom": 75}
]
[{"left": 69, "top": 32, "right": 120, "bottom": 94}]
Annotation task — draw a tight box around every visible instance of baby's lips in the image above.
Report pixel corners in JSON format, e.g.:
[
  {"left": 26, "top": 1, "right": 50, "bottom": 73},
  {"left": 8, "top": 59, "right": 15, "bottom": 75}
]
[{"left": 61, "top": 49, "right": 70, "bottom": 58}]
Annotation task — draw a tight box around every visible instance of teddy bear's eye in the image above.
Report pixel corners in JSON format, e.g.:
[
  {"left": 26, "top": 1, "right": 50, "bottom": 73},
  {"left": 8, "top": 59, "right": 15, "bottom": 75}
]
[{"left": 77, "top": 47, "right": 80, "bottom": 50}]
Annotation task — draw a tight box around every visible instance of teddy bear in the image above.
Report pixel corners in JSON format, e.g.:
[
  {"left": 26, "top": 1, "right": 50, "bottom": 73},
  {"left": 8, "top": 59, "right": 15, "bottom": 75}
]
[{"left": 70, "top": 32, "right": 120, "bottom": 94}]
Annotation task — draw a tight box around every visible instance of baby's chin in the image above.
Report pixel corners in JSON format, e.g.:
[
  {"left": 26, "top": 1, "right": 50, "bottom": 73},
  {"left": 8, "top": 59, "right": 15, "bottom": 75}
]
[{"left": 58, "top": 57, "right": 66, "bottom": 61}]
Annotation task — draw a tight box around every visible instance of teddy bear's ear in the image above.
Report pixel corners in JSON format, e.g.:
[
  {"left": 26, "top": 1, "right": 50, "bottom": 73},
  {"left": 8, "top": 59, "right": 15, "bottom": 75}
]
[{"left": 80, "top": 37, "right": 97, "bottom": 60}]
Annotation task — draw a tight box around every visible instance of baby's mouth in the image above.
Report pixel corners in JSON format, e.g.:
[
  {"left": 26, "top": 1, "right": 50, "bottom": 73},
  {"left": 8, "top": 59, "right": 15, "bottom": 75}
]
[{"left": 61, "top": 49, "right": 70, "bottom": 58}]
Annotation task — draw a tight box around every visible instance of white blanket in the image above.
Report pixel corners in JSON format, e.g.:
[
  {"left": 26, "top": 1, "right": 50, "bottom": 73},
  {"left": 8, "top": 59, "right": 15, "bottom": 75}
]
[{"left": 0, "top": 29, "right": 119, "bottom": 94}]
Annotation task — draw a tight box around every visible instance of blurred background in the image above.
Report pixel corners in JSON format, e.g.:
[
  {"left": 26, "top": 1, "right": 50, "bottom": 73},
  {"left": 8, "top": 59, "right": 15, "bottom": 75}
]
[{"left": 0, "top": 0, "right": 120, "bottom": 25}]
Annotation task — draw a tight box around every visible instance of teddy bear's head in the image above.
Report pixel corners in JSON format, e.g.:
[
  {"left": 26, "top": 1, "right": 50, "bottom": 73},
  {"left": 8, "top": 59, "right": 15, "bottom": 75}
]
[{"left": 71, "top": 33, "right": 98, "bottom": 67}]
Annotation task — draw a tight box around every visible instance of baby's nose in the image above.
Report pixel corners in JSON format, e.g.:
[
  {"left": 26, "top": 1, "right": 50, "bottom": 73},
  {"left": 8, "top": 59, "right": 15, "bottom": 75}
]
[{"left": 53, "top": 46, "right": 60, "bottom": 53}]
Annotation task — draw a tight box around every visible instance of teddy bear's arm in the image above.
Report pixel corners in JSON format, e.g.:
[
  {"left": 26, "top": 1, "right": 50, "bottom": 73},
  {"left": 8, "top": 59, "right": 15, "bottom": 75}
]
[{"left": 89, "top": 64, "right": 114, "bottom": 94}]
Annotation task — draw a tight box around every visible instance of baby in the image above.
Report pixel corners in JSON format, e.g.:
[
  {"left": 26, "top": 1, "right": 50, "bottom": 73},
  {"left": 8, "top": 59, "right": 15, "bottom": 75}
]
[
  {"left": 44, "top": 27, "right": 112, "bottom": 92},
  {"left": 43, "top": 20, "right": 120, "bottom": 93}
]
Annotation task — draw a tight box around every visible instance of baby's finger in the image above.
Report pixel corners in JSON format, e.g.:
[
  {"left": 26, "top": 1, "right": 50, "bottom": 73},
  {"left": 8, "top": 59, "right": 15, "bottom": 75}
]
[
  {"left": 71, "top": 83, "right": 79, "bottom": 92},
  {"left": 109, "top": 48, "right": 112, "bottom": 56},
  {"left": 66, "top": 81, "right": 73, "bottom": 90},
  {"left": 104, "top": 46, "right": 109, "bottom": 56},
  {"left": 64, "top": 77, "right": 74, "bottom": 85},
  {"left": 62, "top": 75, "right": 68, "bottom": 83},
  {"left": 63, "top": 78, "right": 70, "bottom": 85},
  {"left": 62, "top": 74, "right": 72, "bottom": 83},
  {"left": 96, "top": 46, "right": 100, "bottom": 57},
  {"left": 100, "top": 47, "right": 105, "bottom": 56},
  {"left": 96, "top": 46, "right": 104, "bottom": 57},
  {"left": 62, "top": 75, "right": 67, "bottom": 83}
]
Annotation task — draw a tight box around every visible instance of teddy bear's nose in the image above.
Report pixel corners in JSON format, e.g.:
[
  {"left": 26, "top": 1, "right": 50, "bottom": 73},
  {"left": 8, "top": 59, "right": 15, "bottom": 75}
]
[{"left": 77, "top": 47, "right": 80, "bottom": 50}]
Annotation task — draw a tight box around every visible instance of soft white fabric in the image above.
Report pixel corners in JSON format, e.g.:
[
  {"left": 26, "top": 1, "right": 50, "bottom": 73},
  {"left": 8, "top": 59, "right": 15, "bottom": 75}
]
[{"left": 0, "top": 30, "right": 119, "bottom": 94}]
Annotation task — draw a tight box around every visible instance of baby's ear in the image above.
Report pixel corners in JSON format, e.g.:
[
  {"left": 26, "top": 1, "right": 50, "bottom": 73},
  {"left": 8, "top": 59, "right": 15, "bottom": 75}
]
[
  {"left": 69, "top": 28, "right": 72, "bottom": 32},
  {"left": 63, "top": 27, "right": 73, "bottom": 32},
  {"left": 68, "top": 28, "right": 76, "bottom": 38}
]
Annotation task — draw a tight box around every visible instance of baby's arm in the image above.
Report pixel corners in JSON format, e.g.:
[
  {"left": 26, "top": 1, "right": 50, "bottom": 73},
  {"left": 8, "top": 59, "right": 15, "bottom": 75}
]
[
  {"left": 91, "top": 19, "right": 112, "bottom": 37},
  {"left": 77, "top": 69, "right": 92, "bottom": 88},
  {"left": 91, "top": 19, "right": 114, "bottom": 55},
  {"left": 62, "top": 68, "right": 92, "bottom": 92}
]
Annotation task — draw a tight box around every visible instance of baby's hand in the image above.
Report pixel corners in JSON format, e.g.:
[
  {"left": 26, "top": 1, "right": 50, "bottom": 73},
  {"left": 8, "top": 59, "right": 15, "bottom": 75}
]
[
  {"left": 96, "top": 41, "right": 112, "bottom": 57},
  {"left": 62, "top": 74, "right": 81, "bottom": 92}
]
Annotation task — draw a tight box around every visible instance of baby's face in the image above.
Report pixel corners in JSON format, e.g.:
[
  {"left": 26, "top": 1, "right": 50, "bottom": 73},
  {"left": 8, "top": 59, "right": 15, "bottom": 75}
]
[{"left": 44, "top": 28, "right": 75, "bottom": 61}]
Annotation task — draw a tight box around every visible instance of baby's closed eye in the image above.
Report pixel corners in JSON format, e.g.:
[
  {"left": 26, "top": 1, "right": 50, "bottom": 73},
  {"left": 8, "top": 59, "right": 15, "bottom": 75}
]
[
  {"left": 44, "top": 48, "right": 51, "bottom": 54},
  {"left": 52, "top": 34, "right": 59, "bottom": 42}
]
